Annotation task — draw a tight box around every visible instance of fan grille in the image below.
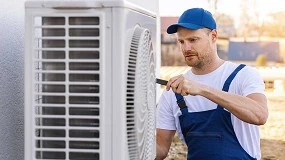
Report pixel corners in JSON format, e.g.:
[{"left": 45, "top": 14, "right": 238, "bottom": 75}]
[
  {"left": 126, "top": 26, "right": 156, "bottom": 160},
  {"left": 32, "top": 15, "right": 102, "bottom": 160}
]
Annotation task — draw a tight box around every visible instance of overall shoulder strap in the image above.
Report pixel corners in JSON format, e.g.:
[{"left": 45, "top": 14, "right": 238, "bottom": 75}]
[
  {"left": 217, "top": 64, "right": 246, "bottom": 109},
  {"left": 175, "top": 93, "right": 188, "bottom": 114}
]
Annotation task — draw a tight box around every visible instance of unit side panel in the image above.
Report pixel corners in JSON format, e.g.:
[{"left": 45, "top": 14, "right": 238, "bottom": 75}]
[{"left": 111, "top": 7, "right": 157, "bottom": 160}]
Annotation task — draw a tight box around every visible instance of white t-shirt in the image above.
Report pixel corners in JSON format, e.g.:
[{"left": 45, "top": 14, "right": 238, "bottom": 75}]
[{"left": 156, "top": 61, "right": 265, "bottom": 160}]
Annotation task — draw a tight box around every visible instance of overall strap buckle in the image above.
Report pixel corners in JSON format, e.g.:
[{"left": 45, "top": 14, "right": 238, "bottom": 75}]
[
  {"left": 175, "top": 93, "right": 186, "bottom": 109},
  {"left": 175, "top": 93, "right": 188, "bottom": 114},
  {"left": 177, "top": 98, "right": 186, "bottom": 109}
]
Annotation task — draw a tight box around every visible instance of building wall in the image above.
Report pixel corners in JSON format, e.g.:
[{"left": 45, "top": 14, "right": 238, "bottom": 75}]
[
  {"left": 161, "top": 34, "right": 186, "bottom": 66},
  {"left": 0, "top": 0, "right": 25, "bottom": 159}
]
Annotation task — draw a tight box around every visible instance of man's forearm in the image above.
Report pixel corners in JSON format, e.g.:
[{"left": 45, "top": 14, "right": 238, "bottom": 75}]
[
  {"left": 156, "top": 129, "right": 175, "bottom": 160},
  {"left": 156, "top": 143, "right": 168, "bottom": 160},
  {"left": 200, "top": 85, "right": 268, "bottom": 125}
]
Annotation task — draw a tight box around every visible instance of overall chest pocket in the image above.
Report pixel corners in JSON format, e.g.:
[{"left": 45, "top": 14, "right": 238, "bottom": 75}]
[{"left": 185, "top": 132, "right": 223, "bottom": 159}]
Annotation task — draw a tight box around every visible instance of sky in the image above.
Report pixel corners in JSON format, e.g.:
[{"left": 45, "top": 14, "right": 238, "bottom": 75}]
[{"left": 159, "top": 0, "right": 285, "bottom": 19}]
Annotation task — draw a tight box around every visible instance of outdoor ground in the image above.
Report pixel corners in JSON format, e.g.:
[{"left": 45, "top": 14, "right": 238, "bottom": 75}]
[{"left": 165, "top": 93, "right": 285, "bottom": 160}]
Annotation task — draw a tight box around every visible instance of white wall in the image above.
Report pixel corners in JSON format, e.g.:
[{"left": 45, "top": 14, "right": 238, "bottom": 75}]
[{"left": 0, "top": 0, "right": 25, "bottom": 159}]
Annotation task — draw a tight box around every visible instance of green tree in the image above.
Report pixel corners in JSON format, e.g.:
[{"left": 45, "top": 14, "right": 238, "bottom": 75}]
[{"left": 256, "top": 54, "right": 267, "bottom": 67}]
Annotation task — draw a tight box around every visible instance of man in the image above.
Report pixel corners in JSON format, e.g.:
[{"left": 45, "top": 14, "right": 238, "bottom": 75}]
[{"left": 156, "top": 8, "right": 268, "bottom": 160}]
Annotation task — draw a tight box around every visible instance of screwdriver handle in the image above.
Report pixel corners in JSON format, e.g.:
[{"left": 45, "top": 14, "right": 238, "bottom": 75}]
[{"left": 156, "top": 78, "right": 168, "bottom": 86}]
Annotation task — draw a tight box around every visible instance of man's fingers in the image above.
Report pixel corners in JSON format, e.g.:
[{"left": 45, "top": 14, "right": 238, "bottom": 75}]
[
  {"left": 176, "top": 80, "right": 183, "bottom": 94},
  {"left": 169, "top": 76, "right": 182, "bottom": 92},
  {"left": 166, "top": 75, "right": 182, "bottom": 91},
  {"left": 181, "top": 91, "right": 188, "bottom": 96}
]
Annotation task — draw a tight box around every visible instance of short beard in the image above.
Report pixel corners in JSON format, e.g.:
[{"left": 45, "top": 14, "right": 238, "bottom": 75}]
[{"left": 187, "top": 53, "right": 211, "bottom": 70}]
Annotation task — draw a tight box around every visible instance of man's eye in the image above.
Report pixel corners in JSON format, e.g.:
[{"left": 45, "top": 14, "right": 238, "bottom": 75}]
[{"left": 190, "top": 39, "right": 197, "bottom": 42}]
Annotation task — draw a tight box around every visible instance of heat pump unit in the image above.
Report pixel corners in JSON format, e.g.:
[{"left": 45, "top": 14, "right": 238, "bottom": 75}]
[{"left": 25, "top": 1, "right": 158, "bottom": 160}]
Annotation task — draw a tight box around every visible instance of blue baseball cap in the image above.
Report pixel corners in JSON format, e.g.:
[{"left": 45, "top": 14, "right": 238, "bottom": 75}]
[{"left": 167, "top": 8, "right": 216, "bottom": 34}]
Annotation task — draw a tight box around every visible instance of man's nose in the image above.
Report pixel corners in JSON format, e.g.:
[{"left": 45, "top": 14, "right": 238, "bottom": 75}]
[{"left": 183, "top": 41, "right": 192, "bottom": 51}]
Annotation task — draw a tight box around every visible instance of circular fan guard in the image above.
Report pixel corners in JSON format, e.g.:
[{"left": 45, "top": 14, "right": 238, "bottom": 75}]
[{"left": 126, "top": 26, "right": 156, "bottom": 160}]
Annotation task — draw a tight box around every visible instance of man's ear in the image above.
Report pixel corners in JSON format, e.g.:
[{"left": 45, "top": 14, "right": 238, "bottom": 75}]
[{"left": 211, "top": 29, "right": 217, "bottom": 42}]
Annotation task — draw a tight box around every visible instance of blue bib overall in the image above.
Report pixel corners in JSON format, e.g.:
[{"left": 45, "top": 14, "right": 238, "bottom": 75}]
[{"left": 175, "top": 64, "right": 256, "bottom": 160}]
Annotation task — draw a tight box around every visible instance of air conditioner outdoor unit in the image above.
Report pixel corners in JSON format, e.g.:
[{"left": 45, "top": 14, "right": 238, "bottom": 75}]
[{"left": 24, "top": 0, "right": 158, "bottom": 159}]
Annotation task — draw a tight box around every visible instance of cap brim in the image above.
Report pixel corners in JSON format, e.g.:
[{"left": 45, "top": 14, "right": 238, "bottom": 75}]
[{"left": 166, "top": 23, "right": 204, "bottom": 34}]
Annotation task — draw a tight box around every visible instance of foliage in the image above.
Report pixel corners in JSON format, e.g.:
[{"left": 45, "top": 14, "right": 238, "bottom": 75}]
[{"left": 256, "top": 54, "right": 267, "bottom": 66}]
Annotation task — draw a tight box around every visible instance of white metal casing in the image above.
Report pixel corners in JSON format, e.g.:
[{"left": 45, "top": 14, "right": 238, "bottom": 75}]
[
  {"left": 25, "top": 1, "right": 158, "bottom": 160},
  {"left": 111, "top": 8, "right": 157, "bottom": 160}
]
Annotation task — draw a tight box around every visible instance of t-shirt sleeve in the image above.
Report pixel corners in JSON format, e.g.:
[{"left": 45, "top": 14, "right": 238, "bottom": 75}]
[
  {"left": 240, "top": 66, "right": 265, "bottom": 96},
  {"left": 156, "top": 90, "right": 177, "bottom": 130}
]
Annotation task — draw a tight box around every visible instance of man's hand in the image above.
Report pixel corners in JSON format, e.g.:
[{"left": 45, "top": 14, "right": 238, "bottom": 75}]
[{"left": 166, "top": 74, "right": 204, "bottom": 96}]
